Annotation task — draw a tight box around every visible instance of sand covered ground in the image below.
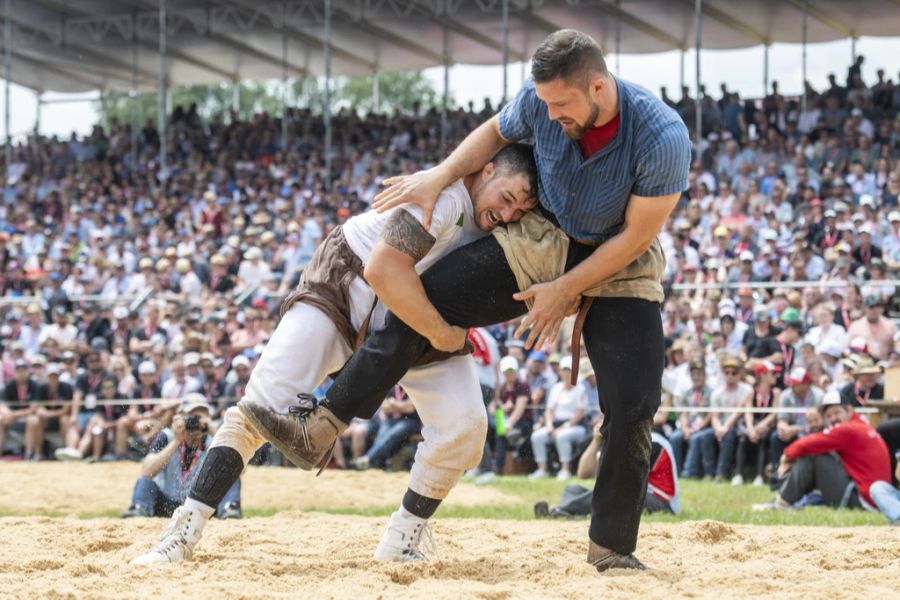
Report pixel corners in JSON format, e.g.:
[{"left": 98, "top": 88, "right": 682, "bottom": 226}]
[
  {"left": 0, "top": 464, "right": 898, "bottom": 599},
  {"left": 0, "top": 515, "right": 898, "bottom": 599},
  {"left": 0, "top": 462, "right": 518, "bottom": 516}
]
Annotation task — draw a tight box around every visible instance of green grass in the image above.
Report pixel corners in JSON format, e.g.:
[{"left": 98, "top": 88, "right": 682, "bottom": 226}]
[{"left": 473, "top": 476, "right": 887, "bottom": 526}]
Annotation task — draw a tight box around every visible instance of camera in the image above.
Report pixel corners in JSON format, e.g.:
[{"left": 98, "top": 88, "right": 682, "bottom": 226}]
[{"left": 184, "top": 414, "right": 206, "bottom": 433}]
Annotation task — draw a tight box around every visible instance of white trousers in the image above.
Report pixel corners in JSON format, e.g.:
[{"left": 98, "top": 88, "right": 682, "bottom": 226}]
[{"left": 212, "top": 283, "right": 487, "bottom": 500}]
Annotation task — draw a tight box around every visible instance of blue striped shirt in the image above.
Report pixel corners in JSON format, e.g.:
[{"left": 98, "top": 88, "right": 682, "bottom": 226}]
[{"left": 499, "top": 77, "right": 691, "bottom": 243}]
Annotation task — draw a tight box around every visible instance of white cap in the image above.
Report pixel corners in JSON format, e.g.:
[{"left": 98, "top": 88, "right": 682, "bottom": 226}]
[
  {"left": 499, "top": 356, "right": 519, "bottom": 373},
  {"left": 739, "top": 250, "right": 754, "bottom": 261},
  {"left": 113, "top": 305, "right": 129, "bottom": 320},
  {"left": 184, "top": 352, "right": 200, "bottom": 367},
  {"left": 180, "top": 392, "right": 213, "bottom": 415},
  {"left": 719, "top": 306, "right": 736, "bottom": 319},
  {"left": 816, "top": 340, "right": 844, "bottom": 358},
  {"left": 821, "top": 390, "right": 842, "bottom": 407},
  {"left": 859, "top": 194, "right": 874, "bottom": 207},
  {"left": 138, "top": 360, "right": 157, "bottom": 375},
  {"left": 232, "top": 355, "right": 250, "bottom": 369},
  {"left": 559, "top": 356, "right": 573, "bottom": 371}
]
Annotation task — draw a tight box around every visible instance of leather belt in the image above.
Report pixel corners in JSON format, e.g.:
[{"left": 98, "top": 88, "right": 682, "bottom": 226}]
[{"left": 569, "top": 296, "right": 594, "bottom": 385}]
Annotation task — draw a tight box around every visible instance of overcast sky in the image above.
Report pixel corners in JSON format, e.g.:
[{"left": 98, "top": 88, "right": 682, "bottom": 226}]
[{"left": 5, "top": 35, "right": 899, "bottom": 140}]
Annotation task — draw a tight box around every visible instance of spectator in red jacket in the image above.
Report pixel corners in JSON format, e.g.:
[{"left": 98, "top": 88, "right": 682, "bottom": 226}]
[{"left": 756, "top": 391, "right": 890, "bottom": 511}]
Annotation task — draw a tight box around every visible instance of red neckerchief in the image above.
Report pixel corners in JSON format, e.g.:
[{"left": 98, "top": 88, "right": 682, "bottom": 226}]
[
  {"left": 179, "top": 442, "right": 202, "bottom": 483},
  {"left": 779, "top": 337, "right": 794, "bottom": 371},
  {"left": 823, "top": 230, "right": 839, "bottom": 247},
  {"left": 87, "top": 372, "right": 101, "bottom": 393},
  {"left": 738, "top": 307, "right": 753, "bottom": 323},
  {"left": 855, "top": 382, "right": 871, "bottom": 406},
  {"left": 755, "top": 386, "right": 772, "bottom": 408},
  {"left": 210, "top": 274, "right": 221, "bottom": 289},
  {"left": 104, "top": 399, "right": 114, "bottom": 419},
  {"left": 141, "top": 386, "right": 153, "bottom": 411},
  {"left": 691, "top": 388, "right": 704, "bottom": 407},
  {"left": 840, "top": 306, "right": 850, "bottom": 327},
  {"left": 860, "top": 246, "right": 871, "bottom": 264}
]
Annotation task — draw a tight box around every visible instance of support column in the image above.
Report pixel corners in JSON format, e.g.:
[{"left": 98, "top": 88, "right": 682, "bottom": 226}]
[
  {"left": 372, "top": 70, "right": 380, "bottom": 113},
  {"left": 281, "top": 26, "right": 289, "bottom": 151},
  {"left": 131, "top": 23, "right": 139, "bottom": 172},
  {"left": 763, "top": 43, "right": 769, "bottom": 96},
  {"left": 441, "top": 24, "right": 449, "bottom": 150},
  {"left": 851, "top": 36, "right": 857, "bottom": 62},
  {"left": 679, "top": 48, "right": 685, "bottom": 92},
  {"left": 615, "top": 0, "right": 621, "bottom": 75},
  {"left": 34, "top": 91, "right": 41, "bottom": 135},
  {"left": 694, "top": 0, "right": 702, "bottom": 144},
  {"left": 232, "top": 79, "right": 240, "bottom": 116},
  {"left": 158, "top": 0, "right": 167, "bottom": 183},
  {"left": 4, "top": 0, "right": 11, "bottom": 187},
  {"left": 501, "top": 0, "right": 509, "bottom": 104},
  {"left": 801, "top": 1, "right": 808, "bottom": 115},
  {"left": 324, "top": 0, "right": 332, "bottom": 190}
]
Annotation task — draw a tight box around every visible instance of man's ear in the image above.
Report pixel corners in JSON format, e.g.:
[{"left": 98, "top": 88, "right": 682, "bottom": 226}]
[{"left": 481, "top": 162, "right": 495, "bottom": 181}]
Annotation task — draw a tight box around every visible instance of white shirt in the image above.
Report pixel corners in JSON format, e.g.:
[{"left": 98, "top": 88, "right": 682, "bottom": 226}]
[
  {"left": 804, "top": 323, "right": 847, "bottom": 352},
  {"left": 237, "top": 260, "right": 273, "bottom": 289},
  {"left": 547, "top": 382, "right": 587, "bottom": 422},
  {"left": 160, "top": 376, "right": 201, "bottom": 399},
  {"left": 343, "top": 179, "right": 484, "bottom": 330}
]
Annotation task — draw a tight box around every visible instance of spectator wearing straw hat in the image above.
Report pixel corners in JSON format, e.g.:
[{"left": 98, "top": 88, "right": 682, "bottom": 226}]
[
  {"left": 176, "top": 258, "right": 202, "bottom": 299},
  {"left": 237, "top": 246, "right": 272, "bottom": 290},
  {"left": 122, "top": 393, "right": 241, "bottom": 519},
  {"left": 709, "top": 356, "right": 753, "bottom": 482},
  {"left": 670, "top": 359, "right": 716, "bottom": 478},
  {"left": 839, "top": 356, "right": 884, "bottom": 407}
]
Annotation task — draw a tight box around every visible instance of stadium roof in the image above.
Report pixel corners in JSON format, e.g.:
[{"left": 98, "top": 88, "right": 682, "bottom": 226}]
[{"left": 3, "top": 0, "right": 899, "bottom": 94}]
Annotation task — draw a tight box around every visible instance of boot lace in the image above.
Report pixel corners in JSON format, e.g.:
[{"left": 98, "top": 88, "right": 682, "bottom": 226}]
[{"left": 288, "top": 393, "right": 336, "bottom": 476}]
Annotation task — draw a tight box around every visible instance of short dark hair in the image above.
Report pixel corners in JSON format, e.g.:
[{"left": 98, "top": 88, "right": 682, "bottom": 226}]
[
  {"left": 531, "top": 29, "right": 607, "bottom": 87},
  {"left": 490, "top": 143, "right": 538, "bottom": 199}
]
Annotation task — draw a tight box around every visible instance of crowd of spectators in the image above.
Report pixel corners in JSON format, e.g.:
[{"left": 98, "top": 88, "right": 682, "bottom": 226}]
[{"left": 0, "top": 56, "right": 898, "bottom": 520}]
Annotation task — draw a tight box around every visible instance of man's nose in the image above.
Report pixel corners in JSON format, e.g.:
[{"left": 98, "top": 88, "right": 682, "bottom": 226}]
[{"left": 499, "top": 206, "right": 516, "bottom": 223}]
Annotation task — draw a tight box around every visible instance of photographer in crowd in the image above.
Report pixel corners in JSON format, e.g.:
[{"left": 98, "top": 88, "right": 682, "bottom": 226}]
[{"left": 121, "top": 393, "right": 241, "bottom": 519}]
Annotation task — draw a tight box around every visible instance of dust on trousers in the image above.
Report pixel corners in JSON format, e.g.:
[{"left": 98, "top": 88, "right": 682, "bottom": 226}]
[{"left": 211, "top": 282, "right": 487, "bottom": 500}]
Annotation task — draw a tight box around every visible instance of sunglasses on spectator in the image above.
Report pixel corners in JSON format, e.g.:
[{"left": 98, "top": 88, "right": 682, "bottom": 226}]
[{"left": 723, "top": 369, "right": 739, "bottom": 376}]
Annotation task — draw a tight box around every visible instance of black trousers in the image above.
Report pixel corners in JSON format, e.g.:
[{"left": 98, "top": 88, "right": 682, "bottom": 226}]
[
  {"left": 779, "top": 453, "right": 862, "bottom": 508},
  {"left": 556, "top": 484, "right": 671, "bottom": 516},
  {"left": 326, "top": 234, "right": 664, "bottom": 555}
]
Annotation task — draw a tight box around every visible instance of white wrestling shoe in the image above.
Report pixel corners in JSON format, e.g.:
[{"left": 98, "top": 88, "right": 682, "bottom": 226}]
[
  {"left": 373, "top": 509, "right": 437, "bottom": 562},
  {"left": 54, "top": 447, "right": 82, "bottom": 462},
  {"left": 130, "top": 506, "right": 208, "bottom": 565}
]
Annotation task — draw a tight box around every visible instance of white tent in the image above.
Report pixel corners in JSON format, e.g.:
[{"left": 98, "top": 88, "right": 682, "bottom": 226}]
[{"left": 1, "top": 0, "right": 898, "bottom": 94}]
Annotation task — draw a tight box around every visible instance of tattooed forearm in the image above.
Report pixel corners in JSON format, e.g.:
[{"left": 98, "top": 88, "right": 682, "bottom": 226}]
[{"left": 381, "top": 210, "right": 436, "bottom": 262}]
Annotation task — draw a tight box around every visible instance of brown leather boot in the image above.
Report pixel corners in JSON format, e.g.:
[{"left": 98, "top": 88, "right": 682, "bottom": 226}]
[
  {"left": 587, "top": 540, "right": 647, "bottom": 573},
  {"left": 238, "top": 394, "right": 348, "bottom": 472}
]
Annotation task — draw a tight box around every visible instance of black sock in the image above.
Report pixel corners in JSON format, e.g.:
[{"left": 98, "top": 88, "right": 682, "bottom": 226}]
[
  {"left": 189, "top": 446, "right": 244, "bottom": 509},
  {"left": 402, "top": 488, "right": 442, "bottom": 519}
]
